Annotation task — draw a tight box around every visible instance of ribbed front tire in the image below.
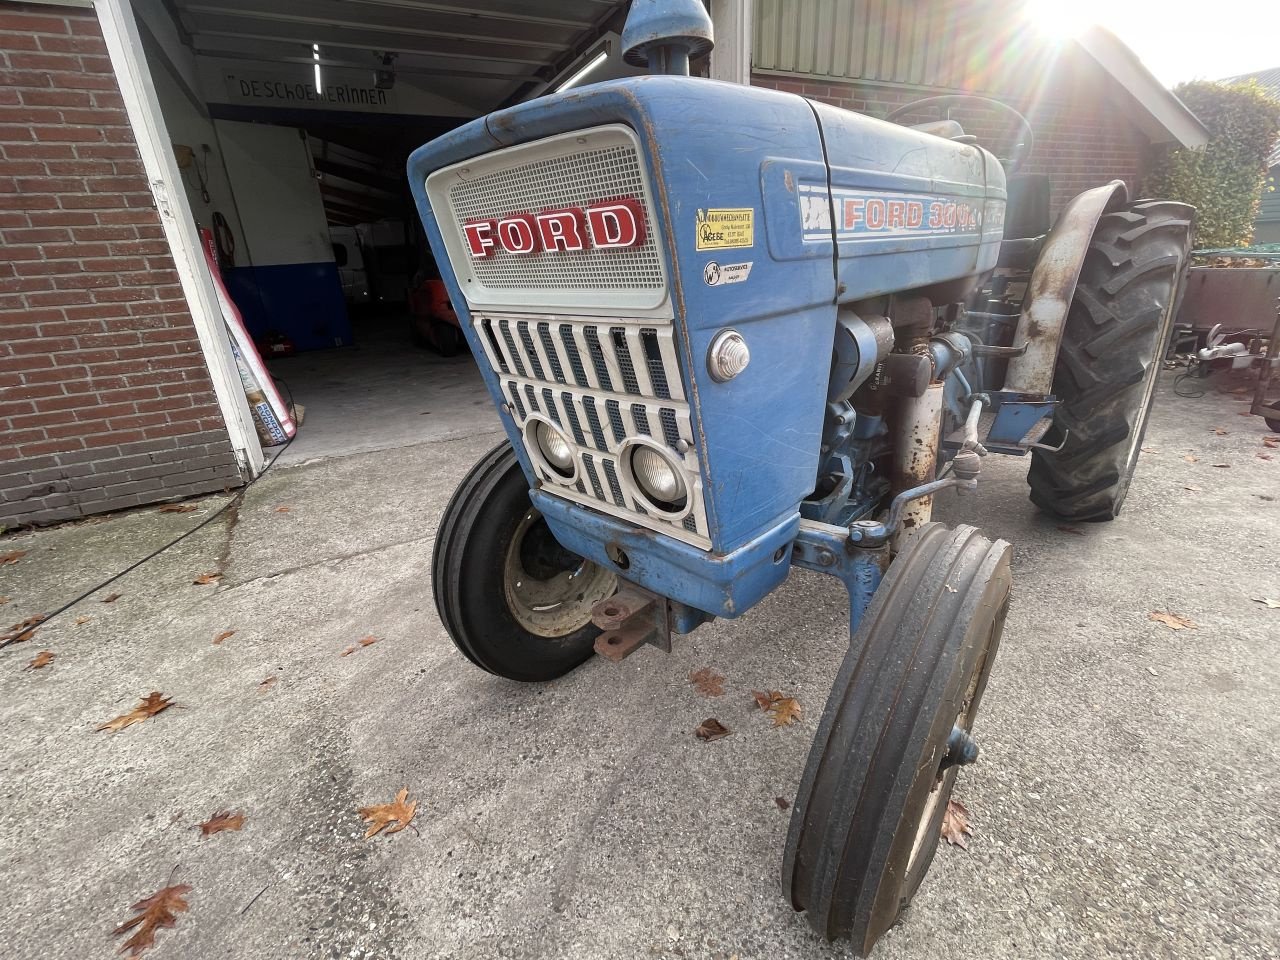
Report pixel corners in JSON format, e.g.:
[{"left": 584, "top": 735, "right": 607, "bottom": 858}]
[{"left": 1028, "top": 200, "right": 1193, "bottom": 521}]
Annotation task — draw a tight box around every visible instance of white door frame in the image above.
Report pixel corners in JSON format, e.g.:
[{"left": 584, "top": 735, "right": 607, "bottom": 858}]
[{"left": 95, "top": 0, "right": 265, "bottom": 475}]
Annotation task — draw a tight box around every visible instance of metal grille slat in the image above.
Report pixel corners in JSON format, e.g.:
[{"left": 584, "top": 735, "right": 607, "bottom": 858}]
[
  {"left": 604, "top": 399, "right": 627, "bottom": 445},
  {"left": 640, "top": 328, "right": 670, "bottom": 399},
  {"left": 541, "top": 388, "right": 561, "bottom": 425},
  {"left": 600, "top": 458, "right": 627, "bottom": 508},
  {"left": 560, "top": 323, "right": 590, "bottom": 387},
  {"left": 581, "top": 396, "right": 608, "bottom": 451},
  {"left": 623, "top": 328, "right": 654, "bottom": 395},
  {"left": 561, "top": 391, "right": 587, "bottom": 446},
  {"left": 518, "top": 322, "right": 546, "bottom": 380},
  {"left": 537, "top": 322, "right": 567, "bottom": 384},
  {"left": 583, "top": 326, "right": 614, "bottom": 391},
  {"left": 582, "top": 454, "right": 607, "bottom": 502},
  {"left": 507, "top": 381, "right": 526, "bottom": 420},
  {"left": 631, "top": 403, "right": 651, "bottom": 436},
  {"left": 659, "top": 408, "right": 680, "bottom": 448},
  {"left": 611, "top": 327, "right": 641, "bottom": 396},
  {"left": 499, "top": 319, "right": 527, "bottom": 377}
]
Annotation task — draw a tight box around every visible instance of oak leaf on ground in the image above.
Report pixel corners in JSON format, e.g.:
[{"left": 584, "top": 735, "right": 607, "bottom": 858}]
[
  {"left": 1252, "top": 597, "right": 1280, "bottom": 609},
  {"left": 694, "top": 718, "right": 731, "bottom": 741},
  {"left": 258, "top": 676, "right": 277, "bottom": 691},
  {"left": 688, "top": 667, "right": 725, "bottom": 697},
  {"left": 359, "top": 787, "right": 418, "bottom": 838},
  {"left": 212, "top": 630, "right": 234, "bottom": 645},
  {"left": 197, "top": 810, "right": 245, "bottom": 837},
  {"left": 1211, "top": 463, "right": 1231, "bottom": 468},
  {"left": 941, "top": 798, "right": 974, "bottom": 849},
  {"left": 0, "top": 596, "right": 9, "bottom": 604},
  {"left": 774, "top": 796, "right": 790, "bottom": 810},
  {"left": 97, "top": 692, "right": 174, "bottom": 732},
  {"left": 1183, "top": 454, "right": 1199, "bottom": 463},
  {"left": 1149, "top": 611, "right": 1196, "bottom": 630},
  {"left": 274, "top": 505, "right": 291, "bottom": 513},
  {"left": 192, "top": 572, "right": 220, "bottom": 585},
  {"left": 101, "top": 593, "right": 121, "bottom": 603},
  {"left": 112, "top": 883, "right": 192, "bottom": 957},
  {"left": 75, "top": 615, "right": 92, "bottom": 625},
  {"left": 1263, "top": 437, "right": 1279, "bottom": 448},
  {"left": 1213, "top": 428, "right": 1229, "bottom": 436},
  {"left": 157, "top": 504, "right": 197, "bottom": 513},
  {"left": 0, "top": 550, "right": 27, "bottom": 564},
  {"left": 751, "top": 689, "right": 803, "bottom": 726},
  {"left": 26, "top": 651, "right": 54, "bottom": 670},
  {"left": 1056, "top": 525, "right": 1084, "bottom": 536}
]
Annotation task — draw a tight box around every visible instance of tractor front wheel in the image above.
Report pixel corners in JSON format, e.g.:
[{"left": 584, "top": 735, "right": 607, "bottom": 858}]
[
  {"left": 432, "top": 441, "right": 616, "bottom": 681},
  {"left": 1027, "top": 200, "right": 1193, "bottom": 521},
  {"left": 782, "top": 523, "right": 1011, "bottom": 954}
]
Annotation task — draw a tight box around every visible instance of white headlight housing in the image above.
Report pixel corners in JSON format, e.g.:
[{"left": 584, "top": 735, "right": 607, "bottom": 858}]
[
  {"left": 530, "top": 419, "right": 575, "bottom": 479},
  {"left": 629, "top": 444, "right": 688, "bottom": 512}
]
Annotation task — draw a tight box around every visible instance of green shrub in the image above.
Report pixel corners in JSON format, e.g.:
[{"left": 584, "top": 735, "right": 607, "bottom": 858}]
[{"left": 1143, "top": 80, "right": 1280, "bottom": 248}]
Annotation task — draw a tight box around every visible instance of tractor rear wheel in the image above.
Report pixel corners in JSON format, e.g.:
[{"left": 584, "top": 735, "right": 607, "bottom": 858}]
[
  {"left": 432, "top": 441, "right": 616, "bottom": 681},
  {"left": 1027, "top": 200, "right": 1193, "bottom": 521},
  {"left": 782, "top": 523, "right": 1011, "bottom": 954}
]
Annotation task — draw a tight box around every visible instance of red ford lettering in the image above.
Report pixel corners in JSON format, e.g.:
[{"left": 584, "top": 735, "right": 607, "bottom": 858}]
[
  {"left": 535, "top": 209, "right": 587, "bottom": 252},
  {"left": 462, "top": 198, "right": 646, "bottom": 258},
  {"left": 463, "top": 220, "right": 496, "bottom": 257},
  {"left": 586, "top": 199, "right": 645, "bottom": 248},
  {"left": 496, "top": 215, "right": 538, "bottom": 253}
]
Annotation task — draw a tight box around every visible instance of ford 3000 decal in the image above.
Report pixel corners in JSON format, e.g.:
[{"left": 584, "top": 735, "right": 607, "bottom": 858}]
[{"left": 799, "top": 184, "right": 1000, "bottom": 243}]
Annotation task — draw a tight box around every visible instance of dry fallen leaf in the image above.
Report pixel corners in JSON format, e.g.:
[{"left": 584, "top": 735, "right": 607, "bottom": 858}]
[
  {"left": 0, "top": 596, "right": 9, "bottom": 605},
  {"left": 1259, "top": 453, "right": 1274, "bottom": 461},
  {"left": 1213, "top": 428, "right": 1229, "bottom": 436},
  {"left": 97, "top": 692, "right": 174, "bottom": 732},
  {"left": 192, "top": 573, "right": 220, "bottom": 585},
  {"left": 75, "top": 615, "right": 92, "bottom": 625},
  {"left": 750, "top": 689, "right": 781, "bottom": 710},
  {"left": 258, "top": 676, "right": 277, "bottom": 691},
  {"left": 694, "top": 718, "right": 731, "bottom": 742},
  {"left": 197, "top": 810, "right": 245, "bottom": 837},
  {"left": 1140, "top": 446, "right": 1159, "bottom": 454},
  {"left": 767, "top": 697, "right": 803, "bottom": 727},
  {"left": 1056, "top": 525, "right": 1085, "bottom": 536},
  {"left": 1263, "top": 437, "right": 1279, "bottom": 448},
  {"left": 157, "top": 504, "right": 197, "bottom": 513},
  {"left": 25, "top": 651, "right": 54, "bottom": 670},
  {"left": 1149, "top": 611, "right": 1196, "bottom": 631},
  {"left": 274, "top": 505, "right": 291, "bottom": 513},
  {"left": 941, "top": 798, "right": 974, "bottom": 849},
  {"left": 1, "top": 613, "right": 46, "bottom": 647},
  {"left": 774, "top": 796, "right": 790, "bottom": 810},
  {"left": 1183, "top": 485, "right": 1203, "bottom": 492},
  {"left": 212, "top": 630, "right": 235, "bottom": 645},
  {"left": 341, "top": 636, "right": 380, "bottom": 656},
  {"left": 1211, "top": 463, "right": 1231, "bottom": 469},
  {"left": 1183, "top": 454, "right": 1199, "bottom": 463},
  {"left": 101, "top": 593, "right": 121, "bottom": 604},
  {"left": 113, "top": 883, "right": 192, "bottom": 957},
  {"left": 0, "top": 550, "right": 27, "bottom": 565},
  {"left": 359, "top": 787, "right": 418, "bottom": 838},
  {"left": 1251, "top": 597, "right": 1280, "bottom": 609},
  {"left": 688, "top": 667, "right": 725, "bottom": 697},
  {"left": 751, "top": 689, "right": 803, "bottom": 726}
]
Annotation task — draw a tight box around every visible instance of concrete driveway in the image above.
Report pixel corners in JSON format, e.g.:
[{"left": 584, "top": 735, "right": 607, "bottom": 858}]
[{"left": 1, "top": 373, "right": 1277, "bottom": 960}]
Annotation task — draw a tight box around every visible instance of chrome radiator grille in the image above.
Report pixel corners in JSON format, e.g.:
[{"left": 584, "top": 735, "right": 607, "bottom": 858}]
[
  {"left": 472, "top": 311, "right": 710, "bottom": 548},
  {"left": 424, "top": 125, "right": 669, "bottom": 314}
]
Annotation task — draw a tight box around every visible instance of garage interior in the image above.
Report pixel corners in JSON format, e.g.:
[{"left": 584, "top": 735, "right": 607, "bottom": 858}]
[{"left": 136, "top": 0, "right": 643, "bottom": 462}]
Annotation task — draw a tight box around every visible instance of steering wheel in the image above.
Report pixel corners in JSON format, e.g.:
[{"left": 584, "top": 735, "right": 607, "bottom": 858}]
[{"left": 884, "top": 95, "right": 1034, "bottom": 174}]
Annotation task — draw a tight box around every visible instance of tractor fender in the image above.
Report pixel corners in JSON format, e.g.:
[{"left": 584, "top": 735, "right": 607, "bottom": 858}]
[{"left": 1003, "top": 180, "right": 1129, "bottom": 394}]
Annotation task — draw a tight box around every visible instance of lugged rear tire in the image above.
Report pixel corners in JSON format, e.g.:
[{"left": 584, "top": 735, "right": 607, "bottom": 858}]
[{"left": 1027, "top": 199, "right": 1193, "bottom": 521}]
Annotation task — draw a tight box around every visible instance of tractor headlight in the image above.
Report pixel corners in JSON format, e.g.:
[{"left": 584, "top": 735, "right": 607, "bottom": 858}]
[
  {"left": 533, "top": 421, "right": 575, "bottom": 477},
  {"left": 629, "top": 444, "right": 687, "bottom": 511}
]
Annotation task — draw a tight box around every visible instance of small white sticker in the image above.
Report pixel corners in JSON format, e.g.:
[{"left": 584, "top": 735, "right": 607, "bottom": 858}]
[{"left": 703, "top": 260, "right": 753, "bottom": 286}]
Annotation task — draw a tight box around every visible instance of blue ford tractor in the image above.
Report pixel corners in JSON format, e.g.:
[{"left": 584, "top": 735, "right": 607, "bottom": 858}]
[{"left": 408, "top": 1, "right": 1192, "bottom": 952}]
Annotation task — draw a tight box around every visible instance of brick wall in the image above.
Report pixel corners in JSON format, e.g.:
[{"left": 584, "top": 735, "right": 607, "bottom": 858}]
[
  {"left": 0, "top": 3, "right": 243, "bottom": 529},
  {"left": 752, "top": 74, "right": 1149, "bottom": 216}
]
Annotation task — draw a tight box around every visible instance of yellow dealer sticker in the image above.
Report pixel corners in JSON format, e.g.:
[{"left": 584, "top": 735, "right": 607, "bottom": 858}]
[{"left": 695, "top": 208, "right": 754, "bottom": 251}]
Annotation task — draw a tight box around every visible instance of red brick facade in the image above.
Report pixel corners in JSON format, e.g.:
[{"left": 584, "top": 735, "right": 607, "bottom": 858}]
[
  {"left": 0, "top": 3, "right": 240, "bottom": 528},
  {"left": 752, "top": 73, "right": 1149, "bottom": 216}
]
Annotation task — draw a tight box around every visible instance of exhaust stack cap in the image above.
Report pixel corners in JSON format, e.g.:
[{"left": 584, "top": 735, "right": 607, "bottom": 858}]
[{"left": 621, "top": 0, "right": 714, "bottom": 76}]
